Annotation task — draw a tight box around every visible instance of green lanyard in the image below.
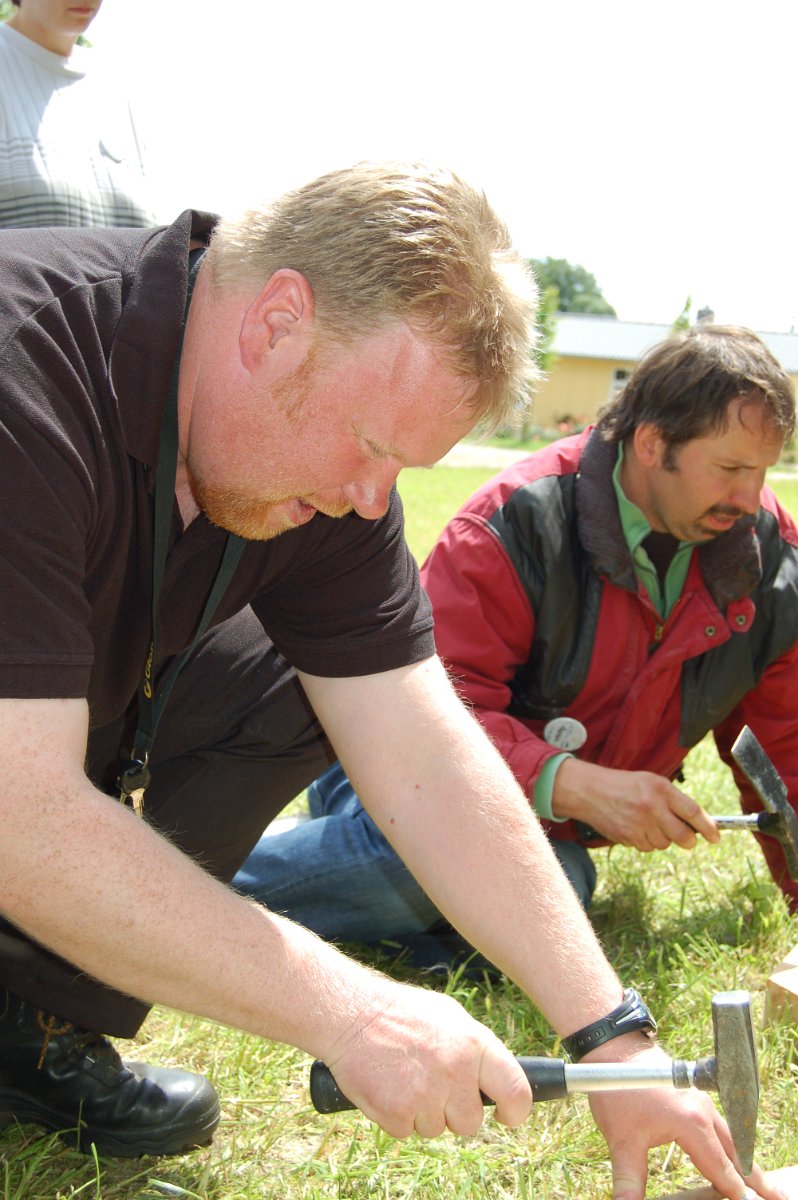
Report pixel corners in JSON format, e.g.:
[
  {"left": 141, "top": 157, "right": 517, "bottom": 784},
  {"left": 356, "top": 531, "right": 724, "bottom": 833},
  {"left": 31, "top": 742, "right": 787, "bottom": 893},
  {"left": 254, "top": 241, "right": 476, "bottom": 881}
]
[{"left": 118, "top": 255, "right": 247, "bottom": 814}]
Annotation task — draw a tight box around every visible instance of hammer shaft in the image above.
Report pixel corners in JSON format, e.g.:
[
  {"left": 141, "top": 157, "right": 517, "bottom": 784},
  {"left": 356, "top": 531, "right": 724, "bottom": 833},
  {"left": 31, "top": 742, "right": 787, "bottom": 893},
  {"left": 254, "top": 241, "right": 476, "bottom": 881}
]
[
  {"left": 714, "top": 812, "right": 780, "bottom": 833},
  {"left": 563, "top": 1059, "right": 705, "bottom": 1093},
  {"left": 309, "top": 1055, "right": 716, "bottom": 1113}
]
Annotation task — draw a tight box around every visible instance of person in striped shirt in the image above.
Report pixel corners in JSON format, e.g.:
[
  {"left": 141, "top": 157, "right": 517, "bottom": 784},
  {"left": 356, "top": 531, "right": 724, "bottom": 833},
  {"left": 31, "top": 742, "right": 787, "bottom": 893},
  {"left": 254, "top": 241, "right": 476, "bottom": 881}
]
[{"left": 0, "top": 0, "right": 155, "bottom": 228}]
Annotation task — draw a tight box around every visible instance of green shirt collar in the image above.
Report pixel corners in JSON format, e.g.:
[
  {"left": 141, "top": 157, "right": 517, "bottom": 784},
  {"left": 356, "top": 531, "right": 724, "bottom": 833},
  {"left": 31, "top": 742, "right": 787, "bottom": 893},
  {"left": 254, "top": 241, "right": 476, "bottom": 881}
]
[{"left": 612, "top": 442, "right": 696, "bottom": 618}]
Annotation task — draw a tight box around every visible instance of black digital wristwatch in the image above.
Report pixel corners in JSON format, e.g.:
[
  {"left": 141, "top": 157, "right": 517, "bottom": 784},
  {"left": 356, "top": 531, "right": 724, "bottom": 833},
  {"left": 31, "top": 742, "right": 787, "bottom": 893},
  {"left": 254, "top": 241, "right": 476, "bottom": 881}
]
[{"left": 562, "top": 988, "right": 658, "bottom": 1063}]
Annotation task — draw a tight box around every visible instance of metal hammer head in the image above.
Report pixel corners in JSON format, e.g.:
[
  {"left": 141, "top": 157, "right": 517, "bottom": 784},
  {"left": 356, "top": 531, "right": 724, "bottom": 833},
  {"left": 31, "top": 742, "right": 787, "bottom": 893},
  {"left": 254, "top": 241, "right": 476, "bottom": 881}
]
[
  {"left": 731, "top": 725, "right": 798, "bottom": 881},
  {"left": 708, "top": 990, "right": 759, "bottom": 1175}
]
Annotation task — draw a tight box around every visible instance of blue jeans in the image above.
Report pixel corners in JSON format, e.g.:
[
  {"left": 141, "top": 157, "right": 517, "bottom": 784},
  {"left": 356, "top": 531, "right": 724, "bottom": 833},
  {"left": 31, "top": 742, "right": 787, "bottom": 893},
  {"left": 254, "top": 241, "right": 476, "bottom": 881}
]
[{"left": 233, "top": 762, "right": 597, "bottom": 971}]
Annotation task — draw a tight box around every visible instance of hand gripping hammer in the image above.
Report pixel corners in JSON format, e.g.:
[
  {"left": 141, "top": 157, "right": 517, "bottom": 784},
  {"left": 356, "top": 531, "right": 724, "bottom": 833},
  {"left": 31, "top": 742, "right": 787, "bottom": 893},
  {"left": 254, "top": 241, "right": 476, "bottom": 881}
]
[
  {"left": 712, "top": 725, "right": 798, "bottom": 882},
  {"left": 310, "top": 991, "right": 760, "bottom": 1174}
]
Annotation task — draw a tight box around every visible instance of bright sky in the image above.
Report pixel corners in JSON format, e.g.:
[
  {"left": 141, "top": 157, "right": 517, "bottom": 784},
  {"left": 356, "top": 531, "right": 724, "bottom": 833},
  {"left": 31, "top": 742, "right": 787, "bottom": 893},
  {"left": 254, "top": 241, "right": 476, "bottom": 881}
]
[{"left": 92, "top": 0, "right": 797, "bottom": 332}]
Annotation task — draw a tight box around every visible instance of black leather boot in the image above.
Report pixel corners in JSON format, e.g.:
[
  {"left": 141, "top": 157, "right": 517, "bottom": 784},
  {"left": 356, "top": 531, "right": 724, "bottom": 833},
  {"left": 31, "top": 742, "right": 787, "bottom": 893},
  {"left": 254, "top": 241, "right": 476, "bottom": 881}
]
[{"left": 0, "top": 990, "right": 221, "bottom": 1156}]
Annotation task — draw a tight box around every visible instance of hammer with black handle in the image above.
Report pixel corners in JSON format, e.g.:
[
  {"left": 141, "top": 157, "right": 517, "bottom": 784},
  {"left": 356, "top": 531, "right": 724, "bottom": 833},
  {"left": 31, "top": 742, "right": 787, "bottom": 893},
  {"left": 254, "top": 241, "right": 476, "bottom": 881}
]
[
  {"left": 310, "top": 991, "right": 759, "bottom": 1175},
  {"left": 574, "top": 725, "right": 798, "bottom": 881}
]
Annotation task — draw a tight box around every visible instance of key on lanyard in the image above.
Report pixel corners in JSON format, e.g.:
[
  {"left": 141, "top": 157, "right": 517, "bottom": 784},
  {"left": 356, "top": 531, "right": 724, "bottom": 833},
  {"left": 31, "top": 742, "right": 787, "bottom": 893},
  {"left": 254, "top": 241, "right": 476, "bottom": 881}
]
[{"left": 118, "top": 756, "right": 151, "bottom": 817}]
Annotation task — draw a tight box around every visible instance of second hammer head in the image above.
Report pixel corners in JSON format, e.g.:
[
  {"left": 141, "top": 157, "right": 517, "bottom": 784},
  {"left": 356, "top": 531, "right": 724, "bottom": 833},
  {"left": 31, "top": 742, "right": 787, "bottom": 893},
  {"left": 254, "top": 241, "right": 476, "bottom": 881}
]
[
  {"left": 731, "top": 725, "right": 798, "bottom": 881},
  {"left": 711, "top": 990, "right": 759, "bottom": 1176}
]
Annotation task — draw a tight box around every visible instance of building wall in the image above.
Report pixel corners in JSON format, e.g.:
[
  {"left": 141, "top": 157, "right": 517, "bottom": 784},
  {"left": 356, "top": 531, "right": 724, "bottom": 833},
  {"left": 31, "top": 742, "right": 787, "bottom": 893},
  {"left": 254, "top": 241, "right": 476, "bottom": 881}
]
[
  {"left": 531, "top": 354, "right": 798, "bottom": 433},
  {"left": 530, "top": 356, "right": 634, "bottom": 430}
]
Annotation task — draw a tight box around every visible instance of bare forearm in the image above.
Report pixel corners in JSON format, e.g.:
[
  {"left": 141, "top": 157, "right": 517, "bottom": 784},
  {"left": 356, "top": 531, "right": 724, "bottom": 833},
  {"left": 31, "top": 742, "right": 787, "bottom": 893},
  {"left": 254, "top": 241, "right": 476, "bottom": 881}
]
[
  {"left": 0, "top": 700, "right": 386, "bottom": 1059},
  {"left": 302, "top": 662, "right": 624, "bottom": 1035},
  {"left": 374, "top": 737, "right": 621, "bottom": 1031},
  {"left": 5, "top": 783, "right": 388, "bottom": 1055},
  {"left": 1, "top": 729, "right": 542, "bottom": 1136}
]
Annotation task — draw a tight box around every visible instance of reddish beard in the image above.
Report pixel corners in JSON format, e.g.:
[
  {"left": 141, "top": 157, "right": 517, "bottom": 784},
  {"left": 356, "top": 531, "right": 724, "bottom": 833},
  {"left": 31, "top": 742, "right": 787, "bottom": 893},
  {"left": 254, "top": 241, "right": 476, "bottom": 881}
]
[
  {"left": 186, "top": 342, "right": 360, "bottom": 539},
  {"left": 194, "top": 483, "right": 353, "bottom": 541}
]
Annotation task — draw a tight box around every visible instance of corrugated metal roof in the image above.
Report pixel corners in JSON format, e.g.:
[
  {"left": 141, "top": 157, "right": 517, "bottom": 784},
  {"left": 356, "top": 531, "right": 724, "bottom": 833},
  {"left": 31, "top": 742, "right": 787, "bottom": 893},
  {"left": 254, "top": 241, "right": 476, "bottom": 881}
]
[
  {"left": 552, "top": 314, "right": 798, "bottom": 374},
  {"left": 760, "top": 331, "right": 798, "bottom": 373}
]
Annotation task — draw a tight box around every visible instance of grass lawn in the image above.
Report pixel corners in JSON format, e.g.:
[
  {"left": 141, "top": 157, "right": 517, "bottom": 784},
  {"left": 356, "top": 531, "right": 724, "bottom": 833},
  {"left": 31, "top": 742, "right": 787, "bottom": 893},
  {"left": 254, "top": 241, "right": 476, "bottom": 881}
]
[
  {"left": 770, "top": 475, "right": 798, "bottom": 520},
  {"left": 3, "top": 461, "right": 797, "bottom": 1199},
  {"left": 397, "top": 466, "right": 495, "bottom": 562}
]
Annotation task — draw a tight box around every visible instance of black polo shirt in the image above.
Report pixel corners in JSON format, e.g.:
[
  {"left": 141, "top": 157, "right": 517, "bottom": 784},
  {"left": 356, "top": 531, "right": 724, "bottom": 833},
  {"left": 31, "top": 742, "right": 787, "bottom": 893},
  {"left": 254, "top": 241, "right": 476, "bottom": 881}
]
[{"left": 0, "top": 211, "right": 434, "bottom": 729}]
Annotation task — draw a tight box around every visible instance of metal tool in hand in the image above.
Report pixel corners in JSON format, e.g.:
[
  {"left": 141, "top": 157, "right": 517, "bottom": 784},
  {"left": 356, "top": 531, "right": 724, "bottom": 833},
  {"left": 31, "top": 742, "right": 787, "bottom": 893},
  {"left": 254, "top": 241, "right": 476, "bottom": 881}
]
[
  {"left": 310, "top": 991, "right": 759, "bottom": 1175},
  {"left": 715, "top": 725, "right": 798, "bottom": 881}
]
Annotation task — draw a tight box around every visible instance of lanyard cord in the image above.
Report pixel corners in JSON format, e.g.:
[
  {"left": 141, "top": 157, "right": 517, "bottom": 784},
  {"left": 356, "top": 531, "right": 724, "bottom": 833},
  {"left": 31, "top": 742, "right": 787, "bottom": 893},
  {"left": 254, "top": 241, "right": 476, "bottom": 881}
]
[{"left": 118, "top": 254, "right": 247, "bottom": 812}]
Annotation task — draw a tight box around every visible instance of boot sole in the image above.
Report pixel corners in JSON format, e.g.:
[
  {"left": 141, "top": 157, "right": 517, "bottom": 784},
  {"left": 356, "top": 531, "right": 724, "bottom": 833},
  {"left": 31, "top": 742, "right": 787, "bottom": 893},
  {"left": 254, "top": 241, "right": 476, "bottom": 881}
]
[{"left": 0, "top": 1092, "right": 220, "bottom": 1157}]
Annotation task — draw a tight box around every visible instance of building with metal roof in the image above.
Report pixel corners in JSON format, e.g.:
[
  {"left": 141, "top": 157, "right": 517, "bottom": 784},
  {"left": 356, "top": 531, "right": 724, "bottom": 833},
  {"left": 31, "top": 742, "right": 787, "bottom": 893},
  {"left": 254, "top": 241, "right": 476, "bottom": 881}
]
[{"left": 530, "top": 314, "right": 798, "bottom": 431}]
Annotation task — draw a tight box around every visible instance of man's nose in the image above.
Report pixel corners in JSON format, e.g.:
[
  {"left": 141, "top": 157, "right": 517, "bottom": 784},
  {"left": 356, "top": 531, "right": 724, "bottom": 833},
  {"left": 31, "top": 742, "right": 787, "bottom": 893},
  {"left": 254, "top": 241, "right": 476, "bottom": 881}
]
[
  {"left": 342, "top": 468, "right": 399, "bottom": 520},
  {"left": 730, "top": 473, "right": 765, "bottom": 515}
]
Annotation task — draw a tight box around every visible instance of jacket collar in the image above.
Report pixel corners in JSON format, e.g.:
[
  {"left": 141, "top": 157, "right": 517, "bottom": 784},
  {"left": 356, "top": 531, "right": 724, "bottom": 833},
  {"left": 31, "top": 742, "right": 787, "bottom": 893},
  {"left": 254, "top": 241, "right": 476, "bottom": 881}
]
[{"left": 576, "top": 426, "right": 762, "bottom": 609}]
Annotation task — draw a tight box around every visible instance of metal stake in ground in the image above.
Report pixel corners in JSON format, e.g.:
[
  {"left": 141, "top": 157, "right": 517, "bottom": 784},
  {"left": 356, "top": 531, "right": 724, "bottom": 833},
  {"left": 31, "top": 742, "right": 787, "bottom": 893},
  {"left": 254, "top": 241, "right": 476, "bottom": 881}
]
[{"left": 310, "top": 991, "right": 759, "bottom": 1175}]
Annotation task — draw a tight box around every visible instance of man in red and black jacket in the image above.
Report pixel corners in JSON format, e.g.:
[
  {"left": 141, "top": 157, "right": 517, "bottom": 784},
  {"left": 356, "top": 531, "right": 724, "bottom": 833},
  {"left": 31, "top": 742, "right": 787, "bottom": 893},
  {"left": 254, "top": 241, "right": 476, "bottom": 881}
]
[{"left": 238, "top": 323, "right": 798, "bottom": 932}]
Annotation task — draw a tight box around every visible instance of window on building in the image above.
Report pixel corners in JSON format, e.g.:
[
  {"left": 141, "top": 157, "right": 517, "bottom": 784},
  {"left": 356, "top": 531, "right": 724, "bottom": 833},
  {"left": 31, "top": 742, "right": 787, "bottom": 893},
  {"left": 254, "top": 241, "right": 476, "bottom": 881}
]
[{"left": 610, "top": 368, "right": 631, "bottom": 399}]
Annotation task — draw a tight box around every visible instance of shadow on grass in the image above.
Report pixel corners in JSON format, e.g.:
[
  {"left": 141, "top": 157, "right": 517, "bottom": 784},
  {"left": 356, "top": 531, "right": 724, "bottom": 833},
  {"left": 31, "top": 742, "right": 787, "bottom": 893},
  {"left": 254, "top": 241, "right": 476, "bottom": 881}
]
[{"left": 592, "top": 863, "right": 783, "bottom": 956}]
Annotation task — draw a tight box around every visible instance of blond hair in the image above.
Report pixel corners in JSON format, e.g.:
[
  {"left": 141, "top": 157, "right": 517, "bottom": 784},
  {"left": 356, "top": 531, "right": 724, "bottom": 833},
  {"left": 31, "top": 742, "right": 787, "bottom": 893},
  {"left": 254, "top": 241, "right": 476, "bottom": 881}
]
[{"left": 207, "top": 162, "right": 539, "bottom": 431}]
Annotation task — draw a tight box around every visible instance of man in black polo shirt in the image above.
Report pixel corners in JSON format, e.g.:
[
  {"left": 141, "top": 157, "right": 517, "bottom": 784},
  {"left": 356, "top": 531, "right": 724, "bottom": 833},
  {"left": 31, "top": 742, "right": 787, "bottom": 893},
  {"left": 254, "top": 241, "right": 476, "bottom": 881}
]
[{"left": 0, "top": 164, "right": 774, "bottom": 1200}]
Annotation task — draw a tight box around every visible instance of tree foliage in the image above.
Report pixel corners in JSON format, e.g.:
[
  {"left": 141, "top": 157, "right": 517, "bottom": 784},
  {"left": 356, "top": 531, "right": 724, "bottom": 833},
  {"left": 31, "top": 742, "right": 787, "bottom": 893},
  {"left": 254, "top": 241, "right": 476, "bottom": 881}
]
[
  {"left": 671, "top": 295, "right": 693, "bottom": 333},
  {"left": 529, "top": 257, "right": 617, "bottom": 317},
  {"left": 534, "top": 283, "right": 559, "bottom": 374}
]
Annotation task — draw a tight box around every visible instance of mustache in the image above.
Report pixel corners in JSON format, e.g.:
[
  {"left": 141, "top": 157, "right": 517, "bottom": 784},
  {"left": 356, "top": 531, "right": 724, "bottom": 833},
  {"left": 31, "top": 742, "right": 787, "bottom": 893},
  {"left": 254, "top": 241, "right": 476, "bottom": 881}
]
[{"left": 707, "top": 505, "right": 745, "bottom": 520}]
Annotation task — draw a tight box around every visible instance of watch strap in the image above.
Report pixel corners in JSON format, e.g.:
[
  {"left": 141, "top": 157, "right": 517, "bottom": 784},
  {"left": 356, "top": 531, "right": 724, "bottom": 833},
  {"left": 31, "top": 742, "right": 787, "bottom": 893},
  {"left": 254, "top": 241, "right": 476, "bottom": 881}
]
[{"left": 562, "top": 988, "right": 657, "bottom": 1063}]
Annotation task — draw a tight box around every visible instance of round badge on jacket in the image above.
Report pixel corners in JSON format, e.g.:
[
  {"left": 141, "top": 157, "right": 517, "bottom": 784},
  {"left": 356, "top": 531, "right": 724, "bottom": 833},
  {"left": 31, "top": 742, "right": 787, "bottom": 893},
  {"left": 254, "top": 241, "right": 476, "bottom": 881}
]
[{"left": 543, "top": 717, "right": 588, "bottom": 751}]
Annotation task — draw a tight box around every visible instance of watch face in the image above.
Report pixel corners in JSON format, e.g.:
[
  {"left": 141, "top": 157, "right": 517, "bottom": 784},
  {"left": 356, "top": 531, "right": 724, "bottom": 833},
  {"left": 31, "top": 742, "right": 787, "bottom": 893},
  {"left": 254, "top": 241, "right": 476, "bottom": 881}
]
[{"left": 616, "top": 991, "right": 655, "bottom": 1033}]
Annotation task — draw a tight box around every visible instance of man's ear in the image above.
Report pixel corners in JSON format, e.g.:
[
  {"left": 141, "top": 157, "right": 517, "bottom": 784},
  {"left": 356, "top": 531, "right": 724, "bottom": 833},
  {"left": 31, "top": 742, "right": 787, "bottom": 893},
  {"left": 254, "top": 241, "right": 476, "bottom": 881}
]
[
  {"left": 239, "top": 269, "right": 314, "bottom": 372},
  {"left": 632, "top": 422, "right": 666, "bottom": 468}
]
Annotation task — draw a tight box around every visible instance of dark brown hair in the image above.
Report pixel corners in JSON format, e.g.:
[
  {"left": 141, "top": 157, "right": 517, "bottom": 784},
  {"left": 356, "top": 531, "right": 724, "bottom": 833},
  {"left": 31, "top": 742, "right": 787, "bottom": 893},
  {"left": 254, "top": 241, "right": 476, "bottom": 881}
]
[{"left": 599, "top": 325, "right": 795, "bottom": 449}]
